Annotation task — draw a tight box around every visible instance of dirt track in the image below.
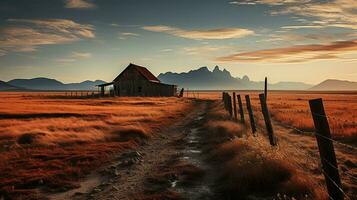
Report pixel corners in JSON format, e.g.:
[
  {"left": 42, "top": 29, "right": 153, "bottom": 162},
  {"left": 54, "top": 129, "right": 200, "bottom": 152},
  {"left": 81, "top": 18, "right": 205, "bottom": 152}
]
[{"left": 50, "top": 100, "right": 216, "bottom": 200}]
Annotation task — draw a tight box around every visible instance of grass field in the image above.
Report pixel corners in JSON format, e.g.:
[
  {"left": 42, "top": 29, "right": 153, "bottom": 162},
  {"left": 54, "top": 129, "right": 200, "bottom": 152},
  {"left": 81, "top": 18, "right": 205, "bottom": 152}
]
[
  {"left": 200, "top": 94, "right": 356, "bottom": 199},
  {"left": 0, "top": 91, "right": 355, "bottom": 199},
  {"left": 0, "top": 92, "right": 193, "bottom": 199},
  {"left": 196, "top": 91, "right": 357, "bottom": 142}
]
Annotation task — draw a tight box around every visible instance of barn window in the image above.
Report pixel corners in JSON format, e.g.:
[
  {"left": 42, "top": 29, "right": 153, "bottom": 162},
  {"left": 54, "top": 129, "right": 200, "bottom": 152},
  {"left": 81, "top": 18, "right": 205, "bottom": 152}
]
[{"left": 138, "top": 86, "right": 142, "bottom": 93}]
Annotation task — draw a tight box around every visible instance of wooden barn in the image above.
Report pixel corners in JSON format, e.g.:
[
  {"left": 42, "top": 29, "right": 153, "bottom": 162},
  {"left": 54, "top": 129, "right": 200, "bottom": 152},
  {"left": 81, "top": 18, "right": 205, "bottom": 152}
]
[{"left": 97, "top": 63, "right": 177, "bottom": 97}]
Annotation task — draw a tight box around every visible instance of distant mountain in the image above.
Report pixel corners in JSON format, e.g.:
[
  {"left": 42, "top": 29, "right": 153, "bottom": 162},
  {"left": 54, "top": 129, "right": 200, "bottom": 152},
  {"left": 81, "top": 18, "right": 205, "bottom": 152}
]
[
  {"left": 6, "top": 78, "right": 106, "bottom": 91},
  {"left": 0, "top": 80, "right": 22, "bottom": 91},
  {"left": 309, "top": 79, "right": 357, "bottom": 91},
  {"left": 158, "top": 66, "right": 312, "bottom": 90},
  {"left": 269, "top": 82, "right": 313, "bottom": 90},
  {"left": 66, "top": 80, "right": 107, "bottom": 90}
]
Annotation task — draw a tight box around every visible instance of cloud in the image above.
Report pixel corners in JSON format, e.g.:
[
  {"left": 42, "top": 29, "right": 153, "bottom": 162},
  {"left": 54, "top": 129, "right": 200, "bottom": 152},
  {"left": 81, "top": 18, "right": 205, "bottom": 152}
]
[
  {"left": 230, "top": 0, "right": 309, "bottom": 6},
  {"left": 55, "top": 58, "right": 77, "bottom": 63},
  {"left": 64, "top": 0, "right": 96, "bottom": 9},
  {"left": 0, "top": 19, "right": 95, "bottom": 56},
  {"left": 235, "top": 0, "right": 357, "bottom": 30},
  {"left": 118, "top": 32, "right": 139, "bottom": 40},
  {"left": 281, "top": 25, "right": 324, "bottom": 29},
  {"left": 121, "top": 32, "right": 139, "bottom": 36},
  {"left": 261, "top": 33, "right": 349, "bottom": 43},
  {"left": 216, "top": 39, "right": 357, "bottom": 63},
  {"left": 142, "top": 25, "right": 254, "bottom": 40},
  {"left": 71, "top": 52, "right": 92, "bottom": 59},
  {"left": 229, "top": 1, "right": 257, "bottom": 5},
  {"left": 183, "top": 45, "right": 230, "bottom": 55},
  {"left": 56, "top": 52, "right": 91, "bottom": 63},
  {"left": 160, "top": 48, "right": 173, "bottom": 52},
  {"left": 0, "top": 49, "right": 5, "bottom": 56}
]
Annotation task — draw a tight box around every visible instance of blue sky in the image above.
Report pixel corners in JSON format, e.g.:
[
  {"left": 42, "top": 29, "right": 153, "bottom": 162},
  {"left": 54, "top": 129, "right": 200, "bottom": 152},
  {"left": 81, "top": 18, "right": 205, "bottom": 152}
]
[{"left": 0, "top": 0, "right": 356, "bottom": 84}]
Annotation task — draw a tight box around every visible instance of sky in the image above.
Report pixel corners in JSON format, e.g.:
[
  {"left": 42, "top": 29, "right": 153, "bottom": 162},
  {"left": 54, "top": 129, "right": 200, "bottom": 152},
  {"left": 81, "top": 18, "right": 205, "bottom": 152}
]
[{"left": 0, "top": 0, "right": 356, "bottom": 84}]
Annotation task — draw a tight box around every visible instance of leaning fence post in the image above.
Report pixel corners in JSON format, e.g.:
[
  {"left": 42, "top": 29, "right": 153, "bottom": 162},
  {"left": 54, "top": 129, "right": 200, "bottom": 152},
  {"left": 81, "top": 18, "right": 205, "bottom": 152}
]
[
  {"left": 233, "top": 92, "right": 237, "bottom": 121},
  {"left": 245, "top": 95, "right": 257, "bottom": 135},
  {"left": 309, "top": 98, "right": 343, "bottom": 200},
  {"left": 237, "top": 94, "right": 245, "bottom": 123},
  {"left": 259, "top": 93, "right": 276, "bottom": 146}
]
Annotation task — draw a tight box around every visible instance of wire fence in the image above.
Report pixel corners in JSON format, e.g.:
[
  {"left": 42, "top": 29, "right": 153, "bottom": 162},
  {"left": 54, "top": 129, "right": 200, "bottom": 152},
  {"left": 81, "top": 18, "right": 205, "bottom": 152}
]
[
  {"left": 273, "top": 119, "right": 357, "bottom": 152},
  {"left": 272, "top": 114, "right": 356, "bottom": 200},
  {"left": 221, "top": 92, "right": 356, "bottom": 200}
]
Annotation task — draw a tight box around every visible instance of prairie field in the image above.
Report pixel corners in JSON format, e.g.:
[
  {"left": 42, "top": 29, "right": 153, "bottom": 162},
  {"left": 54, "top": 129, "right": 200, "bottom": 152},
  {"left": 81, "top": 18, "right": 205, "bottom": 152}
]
[
  {"left": 0, "top": 92, "right": 193, "bottom": 198},
  {"left": 196, "top": 91, "right": 357, "bottom": 143},
  {"left": 0, "top": 91, "right": 356, "bottom": 200},
  {"left": 196, "top": 91, "right": 356, "bottom": 198}
]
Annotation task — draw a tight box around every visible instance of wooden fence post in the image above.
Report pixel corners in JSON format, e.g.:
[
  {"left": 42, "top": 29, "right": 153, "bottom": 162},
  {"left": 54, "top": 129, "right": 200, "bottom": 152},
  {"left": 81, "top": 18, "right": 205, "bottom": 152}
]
[
  {"left": 259, "top": 93, "right": 276, "bottom": 146},
  {"left": 245, "top": 95, "right": 257, "bottom": 135},
  {"left": 233, "top": 92, "right": 237, "bottom": 121},
  {"left": 264, "top": 77, "right": 268, "bottom": 101},
  {"left": 309, "top": 98, "right": 343, "bottom": 200},
  {"left": 228, "top": 93, "right": 233, "bottom": 117},
  {"left": 225, "top": 92, "right": 229, "bottom": 112},
  {"left": 223, "top": 92, "right": 227, "bottom": 110},
  {"left": 237, "top": 94, "right": 245, "bottom": 123}
]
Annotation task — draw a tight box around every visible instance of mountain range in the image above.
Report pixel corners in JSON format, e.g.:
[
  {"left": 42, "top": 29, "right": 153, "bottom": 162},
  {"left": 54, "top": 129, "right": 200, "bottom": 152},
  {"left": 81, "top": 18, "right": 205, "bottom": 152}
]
[
  {"left": 0, "top": 66, "right": 356, "bottom": 91},
  {"left": 0, "top": 78, "right": 106, "bottom": 91},
  {"left": 158, "top": 66, "right": 313, "bottom": 90}
]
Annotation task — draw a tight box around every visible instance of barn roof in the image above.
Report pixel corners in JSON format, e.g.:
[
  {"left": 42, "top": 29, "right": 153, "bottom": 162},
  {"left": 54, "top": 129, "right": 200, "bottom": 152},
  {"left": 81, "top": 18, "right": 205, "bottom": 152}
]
[{"left": 113, "top": 63, "right": 160, "bottom": 83}]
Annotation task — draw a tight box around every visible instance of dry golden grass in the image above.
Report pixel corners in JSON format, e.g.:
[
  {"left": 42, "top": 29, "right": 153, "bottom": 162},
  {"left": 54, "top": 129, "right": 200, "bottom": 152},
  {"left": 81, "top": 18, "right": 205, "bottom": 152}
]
[
  {"left": 0, "top": 92, "right": 193, "bottom": 199},
  {"left": 195, "top": 91, "right": 357, "bottom": 141},
  {"left": 203, "top": 101, "right": 328, "bottom": 199}
]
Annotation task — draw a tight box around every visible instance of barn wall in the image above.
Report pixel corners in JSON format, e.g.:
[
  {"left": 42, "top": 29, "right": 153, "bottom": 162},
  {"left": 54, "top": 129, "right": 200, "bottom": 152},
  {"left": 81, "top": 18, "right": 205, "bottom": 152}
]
[{"left": 113, "top": 80, "right": 176, "bottom": 97}]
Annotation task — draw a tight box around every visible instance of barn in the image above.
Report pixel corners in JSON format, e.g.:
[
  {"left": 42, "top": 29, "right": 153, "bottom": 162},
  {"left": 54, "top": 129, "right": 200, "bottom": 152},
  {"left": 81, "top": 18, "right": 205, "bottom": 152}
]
[{"left": 97, "top": 63, "right": 177, "bottom": 97}]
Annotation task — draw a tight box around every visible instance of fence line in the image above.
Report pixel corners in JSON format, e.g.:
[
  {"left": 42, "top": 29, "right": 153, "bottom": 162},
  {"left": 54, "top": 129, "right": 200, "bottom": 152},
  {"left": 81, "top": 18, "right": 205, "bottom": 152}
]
[{"left": 220, "top": 92, "right": 355, "bottom": 200}]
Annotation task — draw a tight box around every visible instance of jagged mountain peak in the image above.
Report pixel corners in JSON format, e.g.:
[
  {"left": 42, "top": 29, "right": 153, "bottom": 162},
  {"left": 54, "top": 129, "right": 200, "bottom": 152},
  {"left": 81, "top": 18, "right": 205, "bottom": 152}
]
[
  {"left": 196, "top": 66, "right": 209, "bottom": 72},
  {"left": 242, "top": 75, "right": 250, "bottom": 82},
  {"left": 213, "top": 65, "right": 220, "bottom": 72}
]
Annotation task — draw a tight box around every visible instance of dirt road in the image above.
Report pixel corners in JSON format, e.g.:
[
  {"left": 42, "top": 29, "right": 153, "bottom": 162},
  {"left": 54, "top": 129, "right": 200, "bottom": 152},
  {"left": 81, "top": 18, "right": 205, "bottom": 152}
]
[{"left": 50, "top": 100, "right": 216, "bottom": 200}]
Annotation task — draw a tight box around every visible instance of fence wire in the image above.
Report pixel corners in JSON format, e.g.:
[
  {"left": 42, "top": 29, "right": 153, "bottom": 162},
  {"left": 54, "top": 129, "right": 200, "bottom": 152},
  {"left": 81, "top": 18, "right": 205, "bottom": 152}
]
[
  {"left": 272, "top": 115, "right": 357, "bottom": 152},
  {"left": 221, "top": 94, "right": 356, "bottom": 200},
  {"left": 272, "top": 113, "right": 356, "bottom": 200},
  {"left": 321, "top": 168, "right": 353, "bottom": 200}
]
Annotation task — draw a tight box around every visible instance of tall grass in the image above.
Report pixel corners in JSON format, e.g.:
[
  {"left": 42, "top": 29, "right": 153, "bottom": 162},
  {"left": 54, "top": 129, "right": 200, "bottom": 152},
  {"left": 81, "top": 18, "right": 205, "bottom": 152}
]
[
  {"left": 0, "top": 93, "right": 193, "bottom": 199},
  {"left": 203, "top": 101, "right": 328, "bottom": 199}
]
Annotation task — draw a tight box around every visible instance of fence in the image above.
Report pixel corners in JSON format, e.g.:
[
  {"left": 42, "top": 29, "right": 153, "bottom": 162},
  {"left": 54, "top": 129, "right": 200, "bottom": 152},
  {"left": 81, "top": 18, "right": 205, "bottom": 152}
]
[
  {"left": 221, "top": 91, "right": 356, "bottom": 200},
  {"left": 33, "top": 90, "right": 110, "bottom": 98}
]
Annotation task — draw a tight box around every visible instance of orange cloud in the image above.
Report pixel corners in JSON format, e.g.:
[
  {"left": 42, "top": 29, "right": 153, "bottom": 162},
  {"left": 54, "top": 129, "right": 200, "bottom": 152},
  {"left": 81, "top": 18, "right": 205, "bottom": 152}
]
[
  {"left": 0, "top": 19, "right": 95, "bottom": 56},
  {"left": 142, "top": 25, "right": 254, "bottom": 40},
  {"left": 64, "top": 0, "right": 96, "bottom": 9},
  {"left": 216, "top": 39, "right": 357, "bottom": 63},
  {"left": 235, "top": 0, "right": 357, "bottom": 30}
]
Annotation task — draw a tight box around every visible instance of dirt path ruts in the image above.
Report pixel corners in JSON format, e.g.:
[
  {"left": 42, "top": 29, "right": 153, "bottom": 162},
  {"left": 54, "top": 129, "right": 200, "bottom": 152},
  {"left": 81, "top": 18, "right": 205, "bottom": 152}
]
[{"left": 56, "top": 100, "right": 213, "bottom": 200}]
